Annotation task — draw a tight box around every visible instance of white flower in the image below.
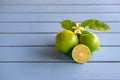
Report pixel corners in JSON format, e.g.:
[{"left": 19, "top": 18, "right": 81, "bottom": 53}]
[
  {"left": 72, "top": 23, "right": 82, "bottom": 34},
  {"left": 74, "top": 29, "right": 81, "bottom": 34}
]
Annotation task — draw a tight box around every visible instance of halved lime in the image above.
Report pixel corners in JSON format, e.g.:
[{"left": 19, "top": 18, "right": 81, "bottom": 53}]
[{"left": 72, "top": 44, "right": 91, "bottom": 64}]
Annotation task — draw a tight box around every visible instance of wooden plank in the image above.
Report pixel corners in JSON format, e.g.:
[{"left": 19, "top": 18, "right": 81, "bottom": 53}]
[
  {"left": 0, "top": 5, "right": 120, "bottom": 13},
  {"left": 0, "top": 23, "right": 117, "bottom": 33},
  {"left": 0, "top": 13, "right": 120, "bottom": 22},
  {"left": 1, "top": 0, "right": 120, "bottom": 4},
  {"left": 0, "top": 47, "right": 70, "bottom": 61},
  {"left": 0, "top": 23, "right": 62, "bottom": 33},
  {"left": 0, "top": 47, "right": 119, "bottom": 61},
  {"left": 0, "top": 34, "right": 119, "bottom": 45},
  {"left": 0, "top": 34, "right": 55, "bottom": 45},
  {"left": 0, "top": 63, "right": 120, "bottom": 80}
]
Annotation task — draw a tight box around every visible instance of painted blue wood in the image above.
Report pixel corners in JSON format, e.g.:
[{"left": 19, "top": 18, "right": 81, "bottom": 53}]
[
  {"left": 0, "top": 34, "right": 119, "bottom": 45},
  {"left": 0, "top": 23, "right": 62, "bottom": 33},
  {"left": 0, "top": 47, "right": 70, "bottom": 61},
  {"left": 1, "top": 0, "right": 120, "bottom": 4},
  {"left": 0, "top": 0, "right": 120, "bottom": 79},
  {"left": 0, "top": 63, "right": 120, "bottom": 80},
  {"left": 0, "top": 5, "right": 120, "bottom": 13},
  {"left": 0, "top": 47, "right": 120, "bottom": 61},
  {"left": 0, "top": 13, "right": 120, "bottom": 22},
  {"left": 0, "top": 23, "right": 118, "bottom": 33},
  {"left": 0, "top": 34, "right": 55, "bottom": 45}
]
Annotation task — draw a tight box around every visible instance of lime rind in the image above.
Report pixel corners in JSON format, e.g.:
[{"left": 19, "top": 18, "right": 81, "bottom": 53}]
[
  {"left": 55, "top": 30, "right": 78, "bottom": 54},
  {"left": 79, "top": 32, "right": 100, "bottom": 52}
]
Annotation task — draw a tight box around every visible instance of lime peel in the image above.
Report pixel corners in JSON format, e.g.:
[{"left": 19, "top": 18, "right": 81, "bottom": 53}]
[{"left": 55, "top": 30, "right": 78, "bottom": 54}]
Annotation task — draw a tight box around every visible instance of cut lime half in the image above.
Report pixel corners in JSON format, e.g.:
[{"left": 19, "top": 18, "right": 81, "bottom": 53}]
[{"left": 72, "top": 44, "right": 91, "bottom": 64}]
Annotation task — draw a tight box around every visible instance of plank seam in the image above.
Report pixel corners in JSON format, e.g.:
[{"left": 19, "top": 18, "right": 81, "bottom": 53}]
[
  {"left": 0, "top": 45, "right": 119, "bottom": 47},
  {"left": 1, "top": 12, "right": 120, "bottom": 14},
  {"left": 0, "top": 32, "right": 119, "bottom": 34},
  {"left": 0, "top": 45, "right": 55, "bottom": 47},
  {"left": 0, "top": 61, "right": 120, "bottom": 63},
  {"left": 0, "top": 21, "right": 120, "bottom": 23},
  {"left": 1, "top": 4, "right": 120, "bottom": 6},
  {"left": 0, "top": 32, "right": 57, "bottom": 34}
]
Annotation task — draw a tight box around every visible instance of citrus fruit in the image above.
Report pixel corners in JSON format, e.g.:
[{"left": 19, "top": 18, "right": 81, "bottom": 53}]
[
  {"left": 55, "top": 30, "right": 78, "bottom": 54},
  {"left": 79, "top": 31, "right": 100, "bottom": 52},
  {"left": 72, "top": 44, "right": 91, "bottom": 63}
]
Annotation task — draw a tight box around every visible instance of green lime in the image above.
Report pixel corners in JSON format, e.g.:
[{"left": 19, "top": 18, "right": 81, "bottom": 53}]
[
  {"left": 79, "top": 31, "right": 100, "bottom": 52},
  {"left": 72, "top": 44, "right": 91, "bottom": 64},
  {"left": 55, "top": 30, "right": 78, "bottom": 54}
]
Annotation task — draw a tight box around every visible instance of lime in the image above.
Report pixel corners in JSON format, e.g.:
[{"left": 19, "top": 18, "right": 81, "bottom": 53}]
[
  {"left": 55, "top": 30, "right": 78, "bottom": 54},
  {"left": 72, "top": 44, "right": 91, "bottom": 63},
  {"left": 79, "top": 31, "right": 100, "bottom": 52}
]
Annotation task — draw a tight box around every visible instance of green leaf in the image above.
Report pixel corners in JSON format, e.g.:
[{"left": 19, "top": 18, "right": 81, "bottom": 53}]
[
  {"left": 81, "top": 19, "right": 110, "bottom": 31},
  {"left": 60, "top": 20, "right": 76, "bottom": 30}
]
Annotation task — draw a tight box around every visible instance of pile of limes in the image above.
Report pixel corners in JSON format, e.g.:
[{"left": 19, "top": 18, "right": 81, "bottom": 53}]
[{"left": 55, "top": 19, "right": 110, "bottom": 63}]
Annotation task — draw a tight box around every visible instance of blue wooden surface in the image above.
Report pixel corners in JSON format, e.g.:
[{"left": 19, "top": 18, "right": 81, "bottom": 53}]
[
  {"left": 0, "top": 0, "right": 120, "bottom": 80},
  {"left": 0, "top": 34, "right": 119, "bottom": 46}
]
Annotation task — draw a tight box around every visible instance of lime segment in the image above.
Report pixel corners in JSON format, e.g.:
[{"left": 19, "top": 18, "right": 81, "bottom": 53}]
[{"left": 72, "top": 44, "right": 91, "bottom": 64}]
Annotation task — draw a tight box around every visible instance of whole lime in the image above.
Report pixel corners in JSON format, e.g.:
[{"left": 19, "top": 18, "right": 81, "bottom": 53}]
[
  {"left": 79, "top": 31, "right": 100, "bottom": 52},
  {"left": 55, "top": 30, "right": 78, "bottom": 54}
]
